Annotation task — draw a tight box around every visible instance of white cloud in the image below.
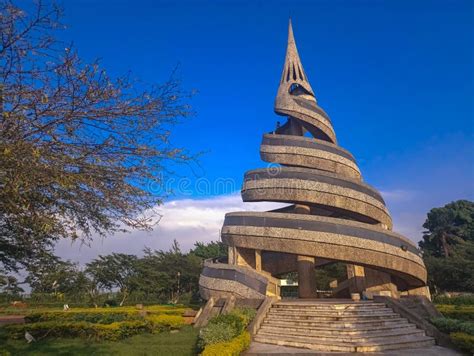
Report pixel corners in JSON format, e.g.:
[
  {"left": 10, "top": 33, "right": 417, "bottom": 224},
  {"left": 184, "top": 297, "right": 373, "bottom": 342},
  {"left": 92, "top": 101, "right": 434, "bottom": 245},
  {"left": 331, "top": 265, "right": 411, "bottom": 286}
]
[
  {"left": 55, "top": 193, "right": 286, "bottom": 265},
  {"left": 380, "top": 189, "right": 415, "bottom": 203}
]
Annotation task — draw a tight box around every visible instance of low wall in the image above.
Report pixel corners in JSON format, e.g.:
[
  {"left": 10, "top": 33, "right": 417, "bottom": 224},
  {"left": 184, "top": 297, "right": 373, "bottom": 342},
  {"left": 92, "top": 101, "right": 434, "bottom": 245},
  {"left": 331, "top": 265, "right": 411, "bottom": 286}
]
[{"left": 199, "top": 259, "right": 268, "bottom": 301}]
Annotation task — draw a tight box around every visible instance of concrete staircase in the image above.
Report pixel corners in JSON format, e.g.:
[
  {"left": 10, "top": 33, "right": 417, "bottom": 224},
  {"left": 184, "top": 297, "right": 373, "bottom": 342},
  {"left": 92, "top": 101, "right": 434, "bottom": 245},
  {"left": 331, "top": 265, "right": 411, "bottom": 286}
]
[{"left": 254, "top": 300, "right": 435, "bottom": 352}]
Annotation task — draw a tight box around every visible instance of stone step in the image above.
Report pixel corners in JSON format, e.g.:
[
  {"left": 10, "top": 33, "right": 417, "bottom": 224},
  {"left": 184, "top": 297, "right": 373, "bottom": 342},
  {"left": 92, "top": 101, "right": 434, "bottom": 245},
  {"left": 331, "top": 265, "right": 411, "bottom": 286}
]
[
  {"left": 261, "top": 320, "right": 413, "bottom": 333},
  {"left": 272, "top": 302, "right": 387, "bottom": 310},
  {"left": 257, "top": 301, "right": 434, "bottom": 352},
  {"left": 267, "top": 313, "right": 399, "bottom": 320},
  {"left": 257, "top": 327, "right": 426, "bottom": 343},
  {"left": 268, "top": 309, "right": 397, "bottom": 318},
  {"left": 272, "top": 302, "right": 387, "bottom": 309},
  {"left": 266, "top": 313, "right": 400, "bottom": 322},
  {"left": 253, "top": 334, "right": 435, "bottom": 353},
  {"left": 276, "top": 300, "right": 383, "bottom": 304},
  {"left": 258, "top": 323, "right": 418, "bottom": 337},
  {"left": 271, "top": 306, "right": 393, "bottom": 314},
  {"left": 263, "top": 317, "right": 410, "bottom": 328}
]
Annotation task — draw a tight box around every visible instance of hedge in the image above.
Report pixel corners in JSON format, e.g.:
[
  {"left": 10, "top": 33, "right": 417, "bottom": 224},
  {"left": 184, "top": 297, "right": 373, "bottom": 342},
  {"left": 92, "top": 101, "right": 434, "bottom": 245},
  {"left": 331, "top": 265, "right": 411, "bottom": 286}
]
[
  {"left": 431, "top": 317, "right": 474, "bottom": 335},
  {"left": 6, "top": 314, "right": 186, "bottom": 340},
  {"left": 434, "top": 295, "right": 474, "bottom": 306},
  {"left": 25, "top": 311, "right": 140, "bottom": 324},
  {"left": 198, "top": 308, "right": 255, "bottom": 355},
  {"left": 147, "top": 314, "right": 185, "bottom": 331},
  {"left": 231, "top": 308, "right": 256, "bottom": 327},
  {"left": 0, "top": 304, "right": 188, "bottom": 318},
  {"left": 450, "top": 332, "right": 474, "bottom": 353},
  {"left": 20, "top": 305, "right": 186, "bottom": 322},
  {"left": 436, "top": 305, "right": 474, "bottom": 321},
  {"left": 5, "top": 320, "right": 150, "bottom": 341},
  {"left": 202, "top": 331, "right": 251, "bottom": 356}
]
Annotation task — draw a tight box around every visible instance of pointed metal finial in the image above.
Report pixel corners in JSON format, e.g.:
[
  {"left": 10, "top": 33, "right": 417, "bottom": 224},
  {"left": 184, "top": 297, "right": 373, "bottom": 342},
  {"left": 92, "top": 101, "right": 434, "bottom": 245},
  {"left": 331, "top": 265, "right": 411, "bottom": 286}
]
[
  {"left": 288, "top": 18, "right": 294, "bottom": 43},
  {"left": 274, "top": 20, "right": 337, "bottom": 143},
  {"left": 278, "top": 19, "right": 315, "bottom": 97}
]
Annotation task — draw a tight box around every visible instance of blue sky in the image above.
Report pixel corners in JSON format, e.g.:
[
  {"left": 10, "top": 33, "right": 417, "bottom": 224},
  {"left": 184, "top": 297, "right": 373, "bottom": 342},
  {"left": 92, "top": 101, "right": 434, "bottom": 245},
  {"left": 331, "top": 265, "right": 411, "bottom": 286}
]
[{"left": 50, "top": 0, "right": 473, "bottom": 261}]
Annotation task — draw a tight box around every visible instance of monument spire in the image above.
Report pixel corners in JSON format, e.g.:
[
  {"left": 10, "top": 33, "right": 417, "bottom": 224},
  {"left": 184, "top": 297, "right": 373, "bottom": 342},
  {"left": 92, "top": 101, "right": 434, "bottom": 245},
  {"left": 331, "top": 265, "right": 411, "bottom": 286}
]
[
  {"left": 279, "top": 19, "right": 315, "bottom": 99},
  {"left": 199, "top": 21, "right": 431, "bottom": 340},
  {"left": 275, "top": 20, "right": 337, "bottom": 143}
]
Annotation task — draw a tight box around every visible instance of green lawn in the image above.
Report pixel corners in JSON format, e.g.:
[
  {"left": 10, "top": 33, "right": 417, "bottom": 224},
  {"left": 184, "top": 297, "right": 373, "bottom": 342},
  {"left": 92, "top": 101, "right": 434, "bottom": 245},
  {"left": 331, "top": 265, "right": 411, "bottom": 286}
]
[{"left": 0, "top": 326, "right": 199, "bottom": 356}]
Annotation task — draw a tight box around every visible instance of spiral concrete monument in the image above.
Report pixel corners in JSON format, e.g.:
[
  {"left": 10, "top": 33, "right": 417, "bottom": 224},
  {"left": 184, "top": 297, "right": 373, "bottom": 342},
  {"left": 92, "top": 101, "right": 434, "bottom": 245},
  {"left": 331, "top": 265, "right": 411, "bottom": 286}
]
[{"left": 199, "top": 20, "right": 430, "bottom": 303}]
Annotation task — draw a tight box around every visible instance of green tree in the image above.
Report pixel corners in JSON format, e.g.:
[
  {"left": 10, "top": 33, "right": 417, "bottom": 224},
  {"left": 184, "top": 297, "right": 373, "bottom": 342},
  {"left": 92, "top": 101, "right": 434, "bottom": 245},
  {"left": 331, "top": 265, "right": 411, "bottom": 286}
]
[
  {"left": 25, "top": 255, "right": 82, "bottom": 295},
  {"left": 314, "top": 262, "right": 347, "bottom": 290},
  {"left": 85, "top": 253, "right": 139, "bottom": 306},
  {"left": 136, "top": 240, "right": 201, "bottom": 303},
  {"left": 424, "top": 240, "right": 474, "bottom": 293},
  {"left": 419, "top": 200, "right": 474, "bottom": 257},
  {"left": 190, "top": 241, "right": 228, "bottom": 260},
  {"left": 0, "top": 1, "right": 193, "bottom": 273},
  {"left": 419, "top": 200, "right": 474, "bottom": 293},
  {"left": 0, "top": 274, "right": 24, "bottom": 296}
]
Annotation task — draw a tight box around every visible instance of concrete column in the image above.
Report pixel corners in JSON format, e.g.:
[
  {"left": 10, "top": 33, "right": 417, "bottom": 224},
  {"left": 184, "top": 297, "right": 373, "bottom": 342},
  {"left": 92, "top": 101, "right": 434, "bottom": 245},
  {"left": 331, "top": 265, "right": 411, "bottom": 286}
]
[
  {"left": 235, "top": 247, "right": 256, "bottom": 268},
  {"left": 364, "top": 267, "right": 399, "bottom": 298},
  {"left": 407, "top": 286, "right": 431, "bottom": 301},
  {"left": 297, "top": 255, "right": 317, "bottom": 298},
  {"left": 294, "top": 204, "right": 317, "bottom": 298},
  {"left": 347, "top": 264, "right": 366, "bottom": 294},
  {"left": 228, "top": 246, "right": 236, "bottom": 265},
  {"left": 255, "top": 249, "right": 262, "bottom": 272}
]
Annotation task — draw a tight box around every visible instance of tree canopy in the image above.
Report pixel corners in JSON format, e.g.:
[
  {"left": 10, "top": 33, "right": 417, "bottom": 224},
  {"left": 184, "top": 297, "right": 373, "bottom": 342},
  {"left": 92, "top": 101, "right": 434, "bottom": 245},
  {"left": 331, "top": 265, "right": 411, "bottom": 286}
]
[
  {"left": 419, "top": 200, "right": 474, "bottom": 293},
  {"left": 190, "top": 241, "right": 227, "bottom": 260},
  {"left": 420, "top": 200, "right": 474, "bottom": 257},
  {"left": 2, "top": 240, "right": 223, "bottom": 305},
  {"left": 0, "top": 1, "right": 193, "bottom": 272}
]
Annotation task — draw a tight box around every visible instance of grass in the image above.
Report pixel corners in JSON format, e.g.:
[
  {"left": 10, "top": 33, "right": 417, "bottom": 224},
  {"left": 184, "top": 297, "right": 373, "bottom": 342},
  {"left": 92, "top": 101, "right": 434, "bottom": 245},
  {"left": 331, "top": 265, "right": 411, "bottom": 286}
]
[{"left": 0, "top": 325, "right": 199, "bottom": 356}]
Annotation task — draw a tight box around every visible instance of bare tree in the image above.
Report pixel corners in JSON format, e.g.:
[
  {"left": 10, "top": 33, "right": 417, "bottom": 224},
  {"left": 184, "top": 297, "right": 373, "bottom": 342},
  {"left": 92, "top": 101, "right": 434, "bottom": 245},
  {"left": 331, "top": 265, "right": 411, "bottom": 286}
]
[{"left": 0, "top": 1, "right": 194, "bottom": 271}]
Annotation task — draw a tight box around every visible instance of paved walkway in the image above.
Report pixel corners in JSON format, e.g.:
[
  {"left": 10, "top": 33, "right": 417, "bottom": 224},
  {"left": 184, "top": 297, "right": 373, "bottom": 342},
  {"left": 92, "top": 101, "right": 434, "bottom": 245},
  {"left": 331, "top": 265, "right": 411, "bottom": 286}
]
[
  {"left": 244, "top": 342, "right": 461, "bottom": 355},
  {"left": 0, "top": 315, "right": 25, "bottom": 326}
]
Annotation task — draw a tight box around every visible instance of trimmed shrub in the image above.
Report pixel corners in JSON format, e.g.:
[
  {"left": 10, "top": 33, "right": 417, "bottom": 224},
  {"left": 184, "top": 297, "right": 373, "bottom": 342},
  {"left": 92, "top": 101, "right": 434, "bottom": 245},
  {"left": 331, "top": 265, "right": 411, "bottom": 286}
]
[
  {"left": 431, "top": 317, "right": 474, "bottom": 335},
  {"left": 199, "top": 321, "right": 238, "bottom": 347},
  {"left": 202, "top": 331, "right": 251, "bottom": 356},
  {"left": 434, "top": 295, "right": 474, "bottom": 306},
  {"left": 21, "top": 305, "right": 185, "bottom": 323},
  {"left": 25, "top": 311, "right": 138, "bottom": 324},
  {"left": 436, "top": 305, "right": 474, "bottom": 321},
  {"left": 208, "top": 313, "right": 244, "bottom": 334},
  {"left": 143, "top": 305, "right": 187, "bottom": 315},
  {"left": 147, "top": 314, "right": 185, "bottom": 332},
  {"left": 231, "top": 308, "right": 256, "bottom": 327},
  {"left": 5, "top": 320, "right": 151, "bottom": 341},
  {"left": 450, "top": 332, "right": 474, "bottom": 353},
  {"left": 197, "top": 307, "right": 256, "bottom": 353},
  {"left": 5, "top": 306, "right": 187, "bottom": 341},
  {"left": 198, "top": 311, "right": 247, "bottom": 348},
  {"left": 113, "top": 320, "right": 151, "bottom": 340}
]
